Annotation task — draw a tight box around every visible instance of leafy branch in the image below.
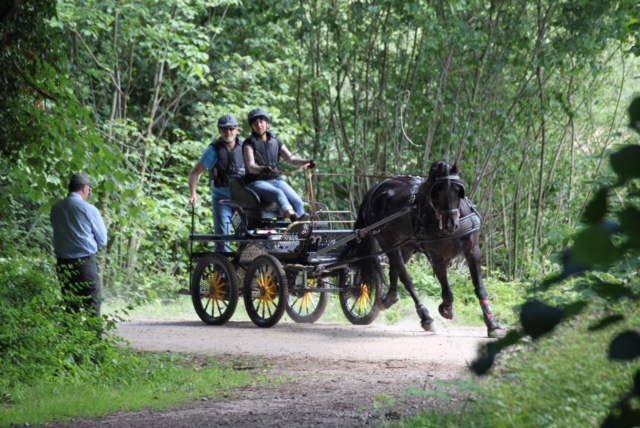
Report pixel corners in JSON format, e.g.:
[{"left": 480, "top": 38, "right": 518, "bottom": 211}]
[{"left": 470, "top": 98, "right": 640, "bottom": 428}]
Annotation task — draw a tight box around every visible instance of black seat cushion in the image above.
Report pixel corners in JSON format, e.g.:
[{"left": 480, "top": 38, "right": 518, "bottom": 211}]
[{"left": 228, "top": 175, "right": 282, "bottom": 219}]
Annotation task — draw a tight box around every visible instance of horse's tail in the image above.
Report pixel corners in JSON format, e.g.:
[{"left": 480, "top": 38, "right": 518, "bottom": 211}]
[{"left": 341, "top": 201, "right": 386, "bottom": 291}]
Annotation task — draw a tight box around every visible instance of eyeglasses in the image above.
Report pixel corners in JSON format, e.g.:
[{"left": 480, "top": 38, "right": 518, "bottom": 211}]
[
  {"left": 86, "top": 185, "right": 92, "bottom": 194},
  {"left": 220, "top": 127, "right": 237, "bottom": 132}
]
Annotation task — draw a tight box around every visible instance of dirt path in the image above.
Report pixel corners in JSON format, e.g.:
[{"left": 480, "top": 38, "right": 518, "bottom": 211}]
[{"left": 45, "top": 319, "right": 492, "bottom": 427}]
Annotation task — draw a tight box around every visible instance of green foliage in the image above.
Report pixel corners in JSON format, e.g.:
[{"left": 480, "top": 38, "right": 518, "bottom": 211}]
[
  {"left": 0, "top": 253, "right": 129, "bottom": 399},
  {"left": 468, "top": 98, "right": 640, "bottom": 426},
  {"left": 0, "top": 0, "right": 129, "bottom": 216},
  {"left": 2, "top": 0, "right": 639, "bottom": 325},
  {"left": 400, "top": 304, "right": 640, "bottom": 428}
]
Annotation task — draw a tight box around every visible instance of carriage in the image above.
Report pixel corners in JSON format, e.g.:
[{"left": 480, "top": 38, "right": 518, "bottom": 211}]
[
  {"left": 186, "top": 162, "right": 505, "bottom": 338},
  {"left": 187, "top": 174, "right": 380, "bottom": 328}
]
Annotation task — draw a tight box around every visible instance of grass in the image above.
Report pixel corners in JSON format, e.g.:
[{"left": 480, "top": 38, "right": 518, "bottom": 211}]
[
  {"left": 390, "top": 300, "right": 640, "bottom": 428},
  {"left": 0, "top": 350, "right": 268, "bottom": 427}
]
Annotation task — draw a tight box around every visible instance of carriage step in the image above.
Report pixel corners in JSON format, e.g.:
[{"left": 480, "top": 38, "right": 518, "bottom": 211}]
[{"left": 177, "top": 288, "right": 190, "bottom": 296}]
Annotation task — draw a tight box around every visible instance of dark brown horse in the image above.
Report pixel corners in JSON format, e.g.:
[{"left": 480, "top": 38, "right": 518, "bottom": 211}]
[{"left": 342, "top": 161, "right": 504, "bottom": 338}]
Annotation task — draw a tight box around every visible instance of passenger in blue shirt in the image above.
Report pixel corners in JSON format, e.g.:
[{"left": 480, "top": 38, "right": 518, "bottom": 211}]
[
  {"left": 188, "top": 114, "right": 245, "bottom": 252},
  {"left": 50, "top": 173, "right": 108, "bottom": 316}
]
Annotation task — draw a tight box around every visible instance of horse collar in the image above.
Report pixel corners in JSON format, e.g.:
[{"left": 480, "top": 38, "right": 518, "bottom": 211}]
[{"left": 417, "top": 211, "right": 482, "bottom": 243}]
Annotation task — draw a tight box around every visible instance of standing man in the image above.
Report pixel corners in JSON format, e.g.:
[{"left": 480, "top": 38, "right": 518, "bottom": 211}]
[
  {"left": 50, "top": 173, "right": 108, "bottom": 317},
  {"left": 189, "top": 114, "right": 245, "bottom": 251},
  {"left": 243, "top": 108, "right": 316, "bottom": 222}
]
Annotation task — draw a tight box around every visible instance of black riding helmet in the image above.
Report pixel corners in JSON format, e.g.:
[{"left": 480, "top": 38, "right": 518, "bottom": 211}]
[
  {"left": 217, "top": 114, "right": 239, "bottom": 127},
  {"left": 247, "top": 108, "right": 270, "bottom": 125}
]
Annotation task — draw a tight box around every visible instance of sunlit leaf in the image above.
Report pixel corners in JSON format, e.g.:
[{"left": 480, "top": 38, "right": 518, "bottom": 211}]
[{"left": 573, "top": 225, "right": 621, "bottom": 266}]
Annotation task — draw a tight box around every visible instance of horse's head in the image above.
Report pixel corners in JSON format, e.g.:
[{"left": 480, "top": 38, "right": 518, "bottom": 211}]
[{"left": 425, "top": 161, "right": 466, "bottom": 233}]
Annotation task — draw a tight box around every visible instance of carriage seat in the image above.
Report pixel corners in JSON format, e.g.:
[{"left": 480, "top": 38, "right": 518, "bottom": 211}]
[{"left": 225, "top": 175, "right": 283, "bottom": 221}]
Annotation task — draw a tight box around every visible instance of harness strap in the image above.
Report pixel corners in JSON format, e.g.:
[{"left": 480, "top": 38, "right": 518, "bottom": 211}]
[
  {"left": 416, "top": 212, "right": 481, "bottom": 243},
  {"left": 434, "top": 175, "right": 460, "bottom": 182}
]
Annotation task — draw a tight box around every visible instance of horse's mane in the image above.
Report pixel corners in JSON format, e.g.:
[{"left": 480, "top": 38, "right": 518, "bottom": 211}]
[
  {"left": 416, "top": 160, "right": 460, "bottom": 195},
  {"left": 427, "top": 161, "right": 457, "bottom": 181}
]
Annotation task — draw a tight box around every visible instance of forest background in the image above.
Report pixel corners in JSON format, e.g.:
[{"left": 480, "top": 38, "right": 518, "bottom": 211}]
[{"left": 1, "top": 0, "right": 639, "bottom": 307}]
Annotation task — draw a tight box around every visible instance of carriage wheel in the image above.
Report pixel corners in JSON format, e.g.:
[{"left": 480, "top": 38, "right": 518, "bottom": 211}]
[
  {"left": 191, "top": 253, "right": 239, "bottom": 325},
  {"left": 338, "top": 269, "right": 380, "bottom": 325},
  {"left": 243, "top": 255, "right": 288, "bottom": 328},
  {"left": 285, "top": 277, "right": 329, "bottom": 323}
]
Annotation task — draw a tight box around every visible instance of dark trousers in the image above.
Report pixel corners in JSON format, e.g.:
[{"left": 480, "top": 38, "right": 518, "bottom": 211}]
[{"left": 56, "top": 254, "right": 102, "bottom": 317}]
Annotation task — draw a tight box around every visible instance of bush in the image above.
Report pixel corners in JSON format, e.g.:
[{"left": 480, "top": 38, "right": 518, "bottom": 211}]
[{"left": 0, "top": 253, "right": 133, "bottom": 402}]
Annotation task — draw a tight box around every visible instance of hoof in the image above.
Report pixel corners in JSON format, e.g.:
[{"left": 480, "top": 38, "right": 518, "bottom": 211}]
[
  {"left": 488, "top": 328, "right": 506, "bottom": 339},
  {"left": 421, "top": 319, "right": 438, "bottom": 332},
  {"left": 438, "top": 303, "right": 454, "bottom": 320},
  {"left": 375, "top": 300, "right": 388, "bottom": 311},
  {"left": 376, "top": 293, "right": 398, "bottom": 311},
  {"left": 487, "top": 319, "right": 507, "bottom": 339}
]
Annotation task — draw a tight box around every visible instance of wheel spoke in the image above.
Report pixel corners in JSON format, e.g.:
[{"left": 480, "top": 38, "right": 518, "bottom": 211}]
[
  {"left": 243, "top": 255, "right": 288, "bottom": 328},
  {"left": 285, "top": 276, "right": 329, "bottom": 323},
  {"left": 191, "top": 254, "right": 238, "bottom": 325},
  {"left": 339, "top": 271, "right": 379, "bottom": 325}
]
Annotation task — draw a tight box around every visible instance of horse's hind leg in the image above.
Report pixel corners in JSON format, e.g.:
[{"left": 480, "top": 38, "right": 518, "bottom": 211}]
[
  {"left": 378, "top": 248, "right": 408, "bottom": 310},
  {"left": 378, "top": 263, "right": 399, "bottom": 310},
  {"left": 465, "top": 246, "right": 505, "bottom": 338}
]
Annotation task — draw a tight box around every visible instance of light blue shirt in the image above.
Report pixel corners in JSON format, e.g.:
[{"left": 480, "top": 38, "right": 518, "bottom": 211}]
[
  {"left": 199, "top": 144, "right": 231, "bottom": 200},
  {"left": 50, "top": 193, "right": 108, "bottom": 258}
]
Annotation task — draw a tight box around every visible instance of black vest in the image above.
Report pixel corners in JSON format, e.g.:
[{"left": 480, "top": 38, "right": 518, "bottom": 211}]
[
  {"left": 244, "top": 132, "right": 283, "bottom": 183},
  {"left": 209, "top": 137, "right": 245, "bottom": 187}
]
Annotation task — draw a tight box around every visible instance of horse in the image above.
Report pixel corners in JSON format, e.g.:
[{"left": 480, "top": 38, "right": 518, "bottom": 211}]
[{"left": 342, "top": 161, "right": 504, "bottom": 338}]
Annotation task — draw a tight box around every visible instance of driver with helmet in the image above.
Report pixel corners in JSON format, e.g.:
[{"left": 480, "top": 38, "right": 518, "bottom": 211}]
[{"left": 188, "top": 114, "right": 245, "bottom": 251}]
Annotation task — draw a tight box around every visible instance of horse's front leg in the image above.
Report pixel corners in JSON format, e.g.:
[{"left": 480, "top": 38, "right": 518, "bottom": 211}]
[
  {"left": 431, "top": 260, "right": 454, "bottom": 321},
  {"left": 387, "top": 251, "right": 436, "bottom": 332},
  {"left": 465, "top": 246, "right": 505, "bottom": 338}
]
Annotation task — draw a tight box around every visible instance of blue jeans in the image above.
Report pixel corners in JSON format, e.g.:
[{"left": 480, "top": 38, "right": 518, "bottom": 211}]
[
  {"left": 248, "top": 178, "right": 305, "bottom": 217},
  {"left": 213, "top": 197, "right": 233, "bottom": 252}
]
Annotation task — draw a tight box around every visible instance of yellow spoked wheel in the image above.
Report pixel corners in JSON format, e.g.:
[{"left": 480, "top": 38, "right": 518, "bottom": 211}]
[
  {"left": 338, "top": 269, "right": 380, "bottom": 325},
  {"left": 191, "top": 253, "right": 238, "bottom": 325},
  {"left": 286, "top": 276, "right": 329, "bottom": 323},
  {"left": 243, "top": 254, "right": 288, "bottom": 328}
]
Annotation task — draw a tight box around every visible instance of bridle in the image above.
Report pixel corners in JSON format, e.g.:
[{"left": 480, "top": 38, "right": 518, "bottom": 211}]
[{"left": 426, "top": 174, "right": 466, "bottom": 230}]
